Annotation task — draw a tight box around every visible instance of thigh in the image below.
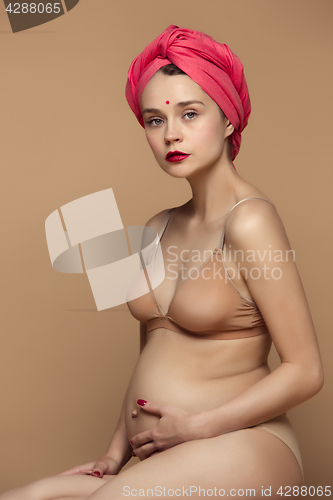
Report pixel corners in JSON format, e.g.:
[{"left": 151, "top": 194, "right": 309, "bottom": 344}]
[
  {"left": 0, "top": 473, "right": 115, "bottom": 500},
  {"left": 85, "top": 428, "right": 303, "bottom": 500}
]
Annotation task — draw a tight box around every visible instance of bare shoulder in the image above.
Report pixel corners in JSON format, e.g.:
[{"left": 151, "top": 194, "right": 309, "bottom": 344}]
[
  {"left": 144, "top": 208, "right": 173, "bottom": 232},
  {"left": 226, "top": 195, "right": 289, "bottom": 249},
  {"left": 229, "top": 179, "right": 277, "bottom": 226},
  {"left": 139, "top": 208, "right": 173, "bottom": 254}
]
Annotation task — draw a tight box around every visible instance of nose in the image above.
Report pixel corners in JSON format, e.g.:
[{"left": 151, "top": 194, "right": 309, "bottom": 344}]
[{"left": 164, "top": 119, "right": 182, "bottom": 145}]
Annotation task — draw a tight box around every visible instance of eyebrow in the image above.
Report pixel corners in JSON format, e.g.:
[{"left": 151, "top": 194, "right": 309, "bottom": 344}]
[{"left": 142, "top": 100, "right": 206, "bottom": 115}]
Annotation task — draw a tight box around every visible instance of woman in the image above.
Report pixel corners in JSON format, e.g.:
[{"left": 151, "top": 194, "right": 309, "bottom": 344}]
[{"left": 0, "top": 25, "right": 323, "bottom": 500}]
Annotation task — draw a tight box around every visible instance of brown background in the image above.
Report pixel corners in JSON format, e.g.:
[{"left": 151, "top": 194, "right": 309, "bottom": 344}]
[{"left": 0, "top": 0, "right": 332, "bottom": 493}]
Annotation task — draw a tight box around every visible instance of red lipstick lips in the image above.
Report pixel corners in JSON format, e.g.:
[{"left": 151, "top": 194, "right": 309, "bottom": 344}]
[{"left": 166, "top": 150, "right": 190, "bottom": 162}]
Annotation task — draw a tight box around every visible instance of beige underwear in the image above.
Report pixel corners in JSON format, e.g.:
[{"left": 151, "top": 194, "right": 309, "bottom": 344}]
[{"left": 251, "top": 413, "right": 303, "bottom": 479}]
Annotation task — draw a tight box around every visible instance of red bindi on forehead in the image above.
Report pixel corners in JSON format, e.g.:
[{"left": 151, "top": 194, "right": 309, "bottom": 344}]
[{"left": 166, "top": 101, "right": 170, "bottom": 104}]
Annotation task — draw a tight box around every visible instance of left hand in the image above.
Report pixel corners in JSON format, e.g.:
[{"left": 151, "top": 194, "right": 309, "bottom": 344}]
[{"left": 130, "top": 400, "right": 196, "bottom": 460}]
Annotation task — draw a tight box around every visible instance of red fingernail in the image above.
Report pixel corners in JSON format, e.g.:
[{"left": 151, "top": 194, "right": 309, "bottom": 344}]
[
  {"left": 132, "top": 451, "right": 136, "bottom": 457},
  {"left": 130, "top": 440, "right": 133, "bottom": 444},
  {"left": 137, "top": 399, "right": 147, "bottom": 406},
  {"left": 93, "top": 471, "right": 100, "bottom": 477}
]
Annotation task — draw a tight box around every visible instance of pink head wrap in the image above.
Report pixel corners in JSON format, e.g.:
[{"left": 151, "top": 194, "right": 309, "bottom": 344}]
[{"left": 125, "top": 25, "right": 251, "bottom": 162}]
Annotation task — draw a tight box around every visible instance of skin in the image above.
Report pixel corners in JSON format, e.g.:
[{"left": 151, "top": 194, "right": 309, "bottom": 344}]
[{"left": 0, "top": 72, "right": 324, "bottom": 500}]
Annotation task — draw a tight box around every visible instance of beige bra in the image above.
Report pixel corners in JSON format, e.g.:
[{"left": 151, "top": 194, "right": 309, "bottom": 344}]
[{"left": 127, "top": 197, "right": 274, "bottom": 340}]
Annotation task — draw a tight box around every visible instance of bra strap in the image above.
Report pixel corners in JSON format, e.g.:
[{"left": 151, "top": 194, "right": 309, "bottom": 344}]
[
  {"left": 217, "top": 197, "right": 275, "bottom": 249},
  {"left": 158, "top": 208, "right": 174, "bottom": 241}
]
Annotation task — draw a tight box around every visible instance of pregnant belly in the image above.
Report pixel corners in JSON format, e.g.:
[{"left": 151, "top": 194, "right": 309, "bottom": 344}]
[{"left": 124, "top": 329, "right": 271, "bottom": 441}]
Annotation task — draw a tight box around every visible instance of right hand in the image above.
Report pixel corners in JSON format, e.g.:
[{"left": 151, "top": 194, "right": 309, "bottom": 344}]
[{"left": 56, "top": 455, "right": 120, "bottom": 478}]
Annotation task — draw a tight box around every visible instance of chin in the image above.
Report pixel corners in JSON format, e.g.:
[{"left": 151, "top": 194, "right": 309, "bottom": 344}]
[{"left": 161, "top": 164, "right": 191, "bottom": 178}]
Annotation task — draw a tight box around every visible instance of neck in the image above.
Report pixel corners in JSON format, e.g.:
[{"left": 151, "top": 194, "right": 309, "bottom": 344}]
[{"left": 185, "top": 155, "right": 240, "bottom": 222}]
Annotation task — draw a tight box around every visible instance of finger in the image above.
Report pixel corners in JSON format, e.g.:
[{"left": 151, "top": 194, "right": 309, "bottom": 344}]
[
  {"left": 137, "top": 399, "right": 164, "bottom": 416},
  {"left": 133, "top": 441, "right": 158, "bottom": 460},
  {"left": 56, "top": 462, "right": 96, "bottom": 475},
  {"left": 57, "top": 468, "right": 94, "bottom": 475},
  {"left": 91, "top": 458, "right": 114, "bottom": 478},
  {"left": 55, "top": 462, "right": 94, "bottom": 476},
  {"left": 130, "top": 429, "right": 153, "bottom": 448},
  {"left": 142, "top": 449, "right": 163, "bottom": 460}
]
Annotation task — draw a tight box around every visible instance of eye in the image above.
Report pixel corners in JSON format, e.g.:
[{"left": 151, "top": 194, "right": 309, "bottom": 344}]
[
  {"left": 147, "top": 118, "right": 163, "bottom": 127},
  {"left": 183, "top": 111, "right": 198, "bottom": 120}
]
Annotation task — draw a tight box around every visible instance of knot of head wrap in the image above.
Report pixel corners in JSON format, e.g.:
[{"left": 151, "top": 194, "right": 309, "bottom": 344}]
[{"left": 125, "top": 25, "right": 251, "bottom": 162}]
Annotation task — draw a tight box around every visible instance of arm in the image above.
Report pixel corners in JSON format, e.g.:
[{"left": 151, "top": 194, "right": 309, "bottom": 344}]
[
  {"left": 101, "top": 398, "right": 133, "bottom": 472},
  {"left": 140, "top": 321, "right": 147, "bottom": 353},
  {"left": 88, "top": 323, "right": 147, "bottom": 470},
  {"left": 61, "top": 326, "right": 148, "bottom": 476},
  {"left": 58, "top": 394, "right": 133, "bottom": 477},
  {"left": 189, "top": 200, "right": 324, "bottom": 438},
  {"left": 59, "top": 328, "right": 149, "bottom": 476},
  {"left": 100, "top": 324, "right": 147, "bottom": 469},
  {"left": 131, "top": 200, "right": 324, "bottom": 456}
]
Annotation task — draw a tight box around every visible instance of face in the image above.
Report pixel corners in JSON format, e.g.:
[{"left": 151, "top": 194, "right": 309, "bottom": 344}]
[{"left": 140, "top": 71, "right": 234, "bottom": 178}]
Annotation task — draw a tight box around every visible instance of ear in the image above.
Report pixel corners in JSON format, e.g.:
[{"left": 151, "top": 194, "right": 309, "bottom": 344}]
[{"left": 224, "top": 120, "right": 234, "bottom": 139}]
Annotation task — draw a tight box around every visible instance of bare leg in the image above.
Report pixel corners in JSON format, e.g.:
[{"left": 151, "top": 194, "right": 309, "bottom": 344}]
[
  {"left": 84, "top": 429, "right": 303, "bottom": 500},
  {"left": 0, "top": 430, "right": 303, "bottom": 500},
  {"left": 49, "top": 498, "right": 86, "bottom": 500},
  {"left": 0, "top": 474, "right": 115, "bottom": 500}
]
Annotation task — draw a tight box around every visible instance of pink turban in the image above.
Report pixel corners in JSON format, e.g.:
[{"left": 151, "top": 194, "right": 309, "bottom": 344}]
[{"left": 125, "top": 25, "right": 251, "bottom": 162}]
